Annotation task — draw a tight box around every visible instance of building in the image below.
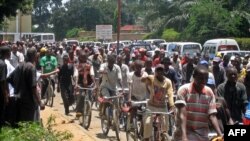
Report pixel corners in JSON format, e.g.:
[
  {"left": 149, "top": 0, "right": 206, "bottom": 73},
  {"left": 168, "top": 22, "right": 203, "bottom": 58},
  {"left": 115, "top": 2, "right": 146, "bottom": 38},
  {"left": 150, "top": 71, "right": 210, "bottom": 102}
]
[
  {"left": 0, "top": 10, "right": 32, "bottom": 41},
  {"left": 120, "top": 25, "right": 146, "bottom": 33}
]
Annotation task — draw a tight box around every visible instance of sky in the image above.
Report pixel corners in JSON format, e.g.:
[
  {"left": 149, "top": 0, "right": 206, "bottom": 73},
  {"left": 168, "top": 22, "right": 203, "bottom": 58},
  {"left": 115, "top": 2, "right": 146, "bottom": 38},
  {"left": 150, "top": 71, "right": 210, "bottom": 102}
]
[{"left": 62, "top": 0, "right": 69, "bottom": 4}]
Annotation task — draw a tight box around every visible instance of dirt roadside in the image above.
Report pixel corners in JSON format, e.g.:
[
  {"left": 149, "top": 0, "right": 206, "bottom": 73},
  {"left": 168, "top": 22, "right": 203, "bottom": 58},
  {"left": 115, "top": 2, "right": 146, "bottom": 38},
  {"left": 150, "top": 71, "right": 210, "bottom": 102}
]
[{"left": 40, "top": 107, "right": 95, "bottom": 141}]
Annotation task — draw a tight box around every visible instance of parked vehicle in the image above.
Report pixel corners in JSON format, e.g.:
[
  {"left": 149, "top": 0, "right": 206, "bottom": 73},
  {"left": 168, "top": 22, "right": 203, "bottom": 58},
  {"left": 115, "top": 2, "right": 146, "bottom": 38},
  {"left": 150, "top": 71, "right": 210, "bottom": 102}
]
[
  {"left": 64, "top": 39, "right": 79, "bottom": 47},
  {"left": 202, "top": 38, "right": 240, "bottom": 59},
  {"left": 159, "top": 42, "right": 179, "bottom": 56},
  {"left": 218, "top": 50, "right": 250, "bottom": 58},
  {"left": 129, "top": 42, "right": 153, "bottom": 54},
  {"left": 176, "top": 42, "right": 202, "bottom": 57},
  {"left": 103, "top": 42, "right": 125, "bottom": 53},
  {"left": 144, "top": 39, "right": 166, "bottom": 47}
]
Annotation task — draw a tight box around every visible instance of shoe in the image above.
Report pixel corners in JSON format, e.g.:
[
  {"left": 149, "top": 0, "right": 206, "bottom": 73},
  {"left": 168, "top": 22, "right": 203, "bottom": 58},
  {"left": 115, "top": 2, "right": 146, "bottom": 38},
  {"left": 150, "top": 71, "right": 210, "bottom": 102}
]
[
  {"left": 76, "top": 112, "right": 82, "bottom": 118},
  {"left": 65, "top": 111, "right": 70, "bottom": 115}
]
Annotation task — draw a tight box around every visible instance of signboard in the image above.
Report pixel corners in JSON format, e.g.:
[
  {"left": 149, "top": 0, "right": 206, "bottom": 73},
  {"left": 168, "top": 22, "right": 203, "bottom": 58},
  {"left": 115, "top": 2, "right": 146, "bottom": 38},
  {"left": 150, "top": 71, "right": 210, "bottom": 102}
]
[{"left": 96, "top": 25, "right": 112, "bottom": 40}]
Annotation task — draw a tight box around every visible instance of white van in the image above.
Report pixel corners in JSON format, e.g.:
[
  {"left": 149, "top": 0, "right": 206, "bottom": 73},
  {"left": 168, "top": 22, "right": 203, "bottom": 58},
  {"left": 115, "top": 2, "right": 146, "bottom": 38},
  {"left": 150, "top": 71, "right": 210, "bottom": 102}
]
[
  {"left": 202, "top": 39, "right": 240, "bottom": 59},
  {"left": 159, "top": 42, "right": 179, "bottom": 56},
  {"left": 176, "top": 42, "right": 202, "bottom": 57},
  {"left": 32, "top": 33, "right": 55, "bottom": 43},
  {"left": 64, "top": 39, "right": 79, "bottom": 47}
]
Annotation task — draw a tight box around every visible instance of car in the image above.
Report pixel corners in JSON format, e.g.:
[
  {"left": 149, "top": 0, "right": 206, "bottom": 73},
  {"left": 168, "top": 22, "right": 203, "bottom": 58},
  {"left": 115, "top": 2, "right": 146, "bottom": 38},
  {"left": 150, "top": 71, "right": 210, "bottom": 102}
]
[
  {"left": 144, "top": 39, "right": 166, "bottom": 46},
  {"left": 129, "top": 42, "right": 153, "bottom": 54},
  {"left": 103, "top": 42, "right": 125, "bottom": 53},
  {"left": 218, "top": 50, "right": 250, "bottom": 58},
  {"left": 146, "top": 50, "right": 169, "bottom": 58}
]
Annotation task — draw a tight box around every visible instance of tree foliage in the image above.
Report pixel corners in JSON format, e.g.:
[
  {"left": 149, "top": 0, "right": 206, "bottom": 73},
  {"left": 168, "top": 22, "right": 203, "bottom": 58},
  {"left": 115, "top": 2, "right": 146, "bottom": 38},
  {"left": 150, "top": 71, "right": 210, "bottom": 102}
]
[
  {"left": 0, "top": 0, "right": 33, "bottom": 22},
  {"left": 161, "top": 28, "right": 180, "bottom": 41},
  {"left": 29, "top": 0, "right": 250, "bottom": 41},
  {"left": 182, "top": 0, "right": 242, "bottom": 42},
  {"left": 32, "top": 0, "right": 62, "bottom": 32}
]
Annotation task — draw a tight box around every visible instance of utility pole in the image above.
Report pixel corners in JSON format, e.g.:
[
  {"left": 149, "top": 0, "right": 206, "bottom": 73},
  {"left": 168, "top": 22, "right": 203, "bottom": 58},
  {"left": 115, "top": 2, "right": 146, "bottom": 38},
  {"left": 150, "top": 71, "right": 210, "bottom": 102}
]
[
  {"left": 117, "top": 0, "right": 121, "bottom": 55},
  {"left": 19, "top": 11, "right": 22, "bottom": 41}
]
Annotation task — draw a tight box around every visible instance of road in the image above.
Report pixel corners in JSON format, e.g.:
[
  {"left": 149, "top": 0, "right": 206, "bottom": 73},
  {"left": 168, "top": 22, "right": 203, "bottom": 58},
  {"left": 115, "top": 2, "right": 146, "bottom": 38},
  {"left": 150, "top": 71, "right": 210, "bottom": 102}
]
[{"left": 41, "top": 91, "right": 127, "bottom": 141}]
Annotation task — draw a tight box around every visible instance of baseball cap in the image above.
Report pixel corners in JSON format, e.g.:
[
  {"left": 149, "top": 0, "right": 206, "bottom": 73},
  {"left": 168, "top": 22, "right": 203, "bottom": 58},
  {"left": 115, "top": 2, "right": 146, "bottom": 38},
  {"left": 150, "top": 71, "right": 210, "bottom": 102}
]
[
  {"left": 155, "top": 48, "right": 160, "bottom": 52},
  {"left": 200, "top": 60, "right": 208, "bottom": 65},
  {"left": 62, "top": 53, "right": 69, "bottom": 58},
  {"left": 155, "top": 64, "right": 164, "bottom": 71},
  {"left": 213, "top": 57, "right": 221, "bottom": 62},
  {"left": 139, "top": 48, "right": 146, "bottom": 52},
  {"left": 40, "top": 47, "right": 47, "bottom": 53}
]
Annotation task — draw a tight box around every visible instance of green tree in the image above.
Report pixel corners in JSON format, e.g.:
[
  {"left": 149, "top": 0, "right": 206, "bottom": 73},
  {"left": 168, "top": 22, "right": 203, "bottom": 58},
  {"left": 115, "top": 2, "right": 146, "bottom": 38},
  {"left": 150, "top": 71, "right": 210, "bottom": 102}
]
[
  {"left": 161, "top": 28, "right": 180, "bottom": 41},
  {"left": 50, "top": 7, "right": 67, "bottom": 40},
  {"left": 182, "top": 0, "right": 242, "bottom": 43},
  {"left": 32, "top": 0, "right": 62, "bottom": 32},
  {"left": 0, "top": 0, "right": 33, "bottom": 22}
]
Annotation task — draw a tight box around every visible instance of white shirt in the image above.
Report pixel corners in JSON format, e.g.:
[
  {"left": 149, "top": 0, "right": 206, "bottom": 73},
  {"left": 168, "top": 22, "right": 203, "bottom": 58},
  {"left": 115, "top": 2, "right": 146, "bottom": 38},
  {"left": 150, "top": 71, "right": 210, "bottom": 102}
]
[
  {"left": 119, "top": 64, "right": 129, "bottom": 88},
  {"left": 128, "top": 71, "right": 148, "bottom": 100},
  {"left": 10, "top": 51, "right": 24, "bottom": 68},
  {"left": 99, "top": 63, "right": 122, "bottom": 90},
  {"left": 5, "top": 59, "right": 15, "bottom": 97}
]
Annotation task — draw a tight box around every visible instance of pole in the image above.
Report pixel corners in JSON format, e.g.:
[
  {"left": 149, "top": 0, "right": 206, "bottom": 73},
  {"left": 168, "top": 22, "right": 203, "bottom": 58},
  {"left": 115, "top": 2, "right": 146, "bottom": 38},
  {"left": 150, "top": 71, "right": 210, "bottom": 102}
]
[
  {"left": 19, "top": 11, "right": 22, "bottom": 41},
  {"left": 117, "top": 0, "right": 121, "bottom": 55}
]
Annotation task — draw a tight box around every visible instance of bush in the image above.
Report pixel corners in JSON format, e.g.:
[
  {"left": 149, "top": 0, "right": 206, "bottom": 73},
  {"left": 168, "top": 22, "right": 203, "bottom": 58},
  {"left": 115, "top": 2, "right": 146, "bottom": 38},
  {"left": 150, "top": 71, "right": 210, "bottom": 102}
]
[
  {"left": 235, "top": 38, "right": 250, "bottom": 50},
  {"left": 0, "top": 115, "right": 73, "bottom": 141},
  {"left": 143, "top": 32, "right": 159, "bottom": 39},
  {"left": 66, "top": 28, "right": 83, "bottom": 38},
  {"left": 161, "top": 28, "right": 180, "bottom": 41}
]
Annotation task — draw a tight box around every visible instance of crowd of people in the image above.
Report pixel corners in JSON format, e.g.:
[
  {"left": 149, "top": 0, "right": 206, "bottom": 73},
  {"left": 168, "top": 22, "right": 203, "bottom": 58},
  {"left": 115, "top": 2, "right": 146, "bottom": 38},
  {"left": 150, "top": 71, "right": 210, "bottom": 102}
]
[{"left": 0, "top": 41, "right": 250, "bottom": 141}]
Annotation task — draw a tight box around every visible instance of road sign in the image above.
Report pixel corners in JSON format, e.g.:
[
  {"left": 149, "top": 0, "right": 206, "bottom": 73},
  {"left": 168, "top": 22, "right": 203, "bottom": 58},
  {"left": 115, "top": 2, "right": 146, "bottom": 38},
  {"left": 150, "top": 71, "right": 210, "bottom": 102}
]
[{"left": 96, "top": 25, "right": 112, "bottom": 40}]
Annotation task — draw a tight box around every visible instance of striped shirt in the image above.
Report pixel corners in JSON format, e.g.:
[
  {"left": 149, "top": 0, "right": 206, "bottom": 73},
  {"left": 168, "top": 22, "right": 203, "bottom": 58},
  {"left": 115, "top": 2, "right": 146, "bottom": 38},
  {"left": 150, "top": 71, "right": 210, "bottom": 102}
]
[{"left": 177, "top": 83, "right": 217, "bottom": 141}]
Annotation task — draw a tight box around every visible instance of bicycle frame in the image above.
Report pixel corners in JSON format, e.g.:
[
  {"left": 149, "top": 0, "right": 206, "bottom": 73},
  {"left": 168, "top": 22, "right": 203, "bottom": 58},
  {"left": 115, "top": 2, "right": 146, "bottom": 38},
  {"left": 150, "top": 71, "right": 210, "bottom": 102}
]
[
  {"left": 145, "top": 111, "right": 174, "bottom": 141},
  {"left": 99, "top": 92, "right": 123, "bottom": 140}
]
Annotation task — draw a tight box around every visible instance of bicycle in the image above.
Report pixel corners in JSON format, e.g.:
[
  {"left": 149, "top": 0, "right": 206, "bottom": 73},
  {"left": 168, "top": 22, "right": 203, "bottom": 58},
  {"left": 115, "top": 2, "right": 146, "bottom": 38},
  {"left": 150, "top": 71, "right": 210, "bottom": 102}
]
[
  {"left": 43, "top": 77, "right": 54, "bottom": 107},
  {"left": 98, "top": 91, "right": 123, "bottom": 141},
  {"left": 76, "top": 85, "right": 95, "bottom": 129},
  {"left": 145, "top": 111, "right": 174, "bottom": 141},
  {"left": 118, "top": 88, "right": 129, "bottom": 130},
  {"left": 125, "top": 100, "right": 147, "bottom": 141},
  {"left": 92, "top": 77, "right": 100, "bottom": 109}
]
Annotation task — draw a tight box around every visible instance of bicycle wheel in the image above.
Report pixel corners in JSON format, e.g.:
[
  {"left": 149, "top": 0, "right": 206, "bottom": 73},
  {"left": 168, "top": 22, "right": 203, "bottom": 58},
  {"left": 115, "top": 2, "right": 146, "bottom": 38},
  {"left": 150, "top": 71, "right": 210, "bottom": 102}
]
[
  {"left": 126, "top": 115, "right": 139, "bottom": 141},
  {"left": 168, "top": 115, "right": 175, "bottom": 136},
  {"left": 93, "top": 89, "right": 100, "bottom": 109},
  {"left": 101, "top": 104, "right": 110, "bottom": 136},
  {"left": 113, "top": 109, "right": 120, "bottom": 141},
  {"left": 46, "top": 84, "right": 54, "bottom": 107},
  {"left": 82, "top": 100, "right": 92, "bottom": 129}
]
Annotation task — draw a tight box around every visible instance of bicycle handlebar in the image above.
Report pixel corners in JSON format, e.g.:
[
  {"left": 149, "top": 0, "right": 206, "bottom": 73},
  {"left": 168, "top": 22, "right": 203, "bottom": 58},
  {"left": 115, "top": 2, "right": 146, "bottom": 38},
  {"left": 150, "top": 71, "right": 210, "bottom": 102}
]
[
  {"left": 131, "top": 100, "right": 148, "bottom": 106},
  {"left": 77, "top": 85, "right": 95, "bottom": 91},
  {"left": 103, "top": 94, "right": 124, "bottom": 100},
  {"left": 145, "top": 111, "right": 174, "bottom": 115}
]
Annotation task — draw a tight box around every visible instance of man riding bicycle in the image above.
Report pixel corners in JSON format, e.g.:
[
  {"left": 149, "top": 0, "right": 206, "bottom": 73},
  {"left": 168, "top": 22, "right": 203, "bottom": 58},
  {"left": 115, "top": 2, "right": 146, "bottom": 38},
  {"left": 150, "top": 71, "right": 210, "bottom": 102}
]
[
  {"left": 141, "top": 64, "right": 174, "bottom": 141},
  {"left": 128, "top": 60, "right": 148, "bottom": 101},
  {"left": 75, "top": 51, "right": 95, "bottom": 118},
  {"left": 98, "top": 54, "right": 123, "bottom": 116},
  {"left": 40, "top": 48, "right": 58, "bottom": 99}
]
